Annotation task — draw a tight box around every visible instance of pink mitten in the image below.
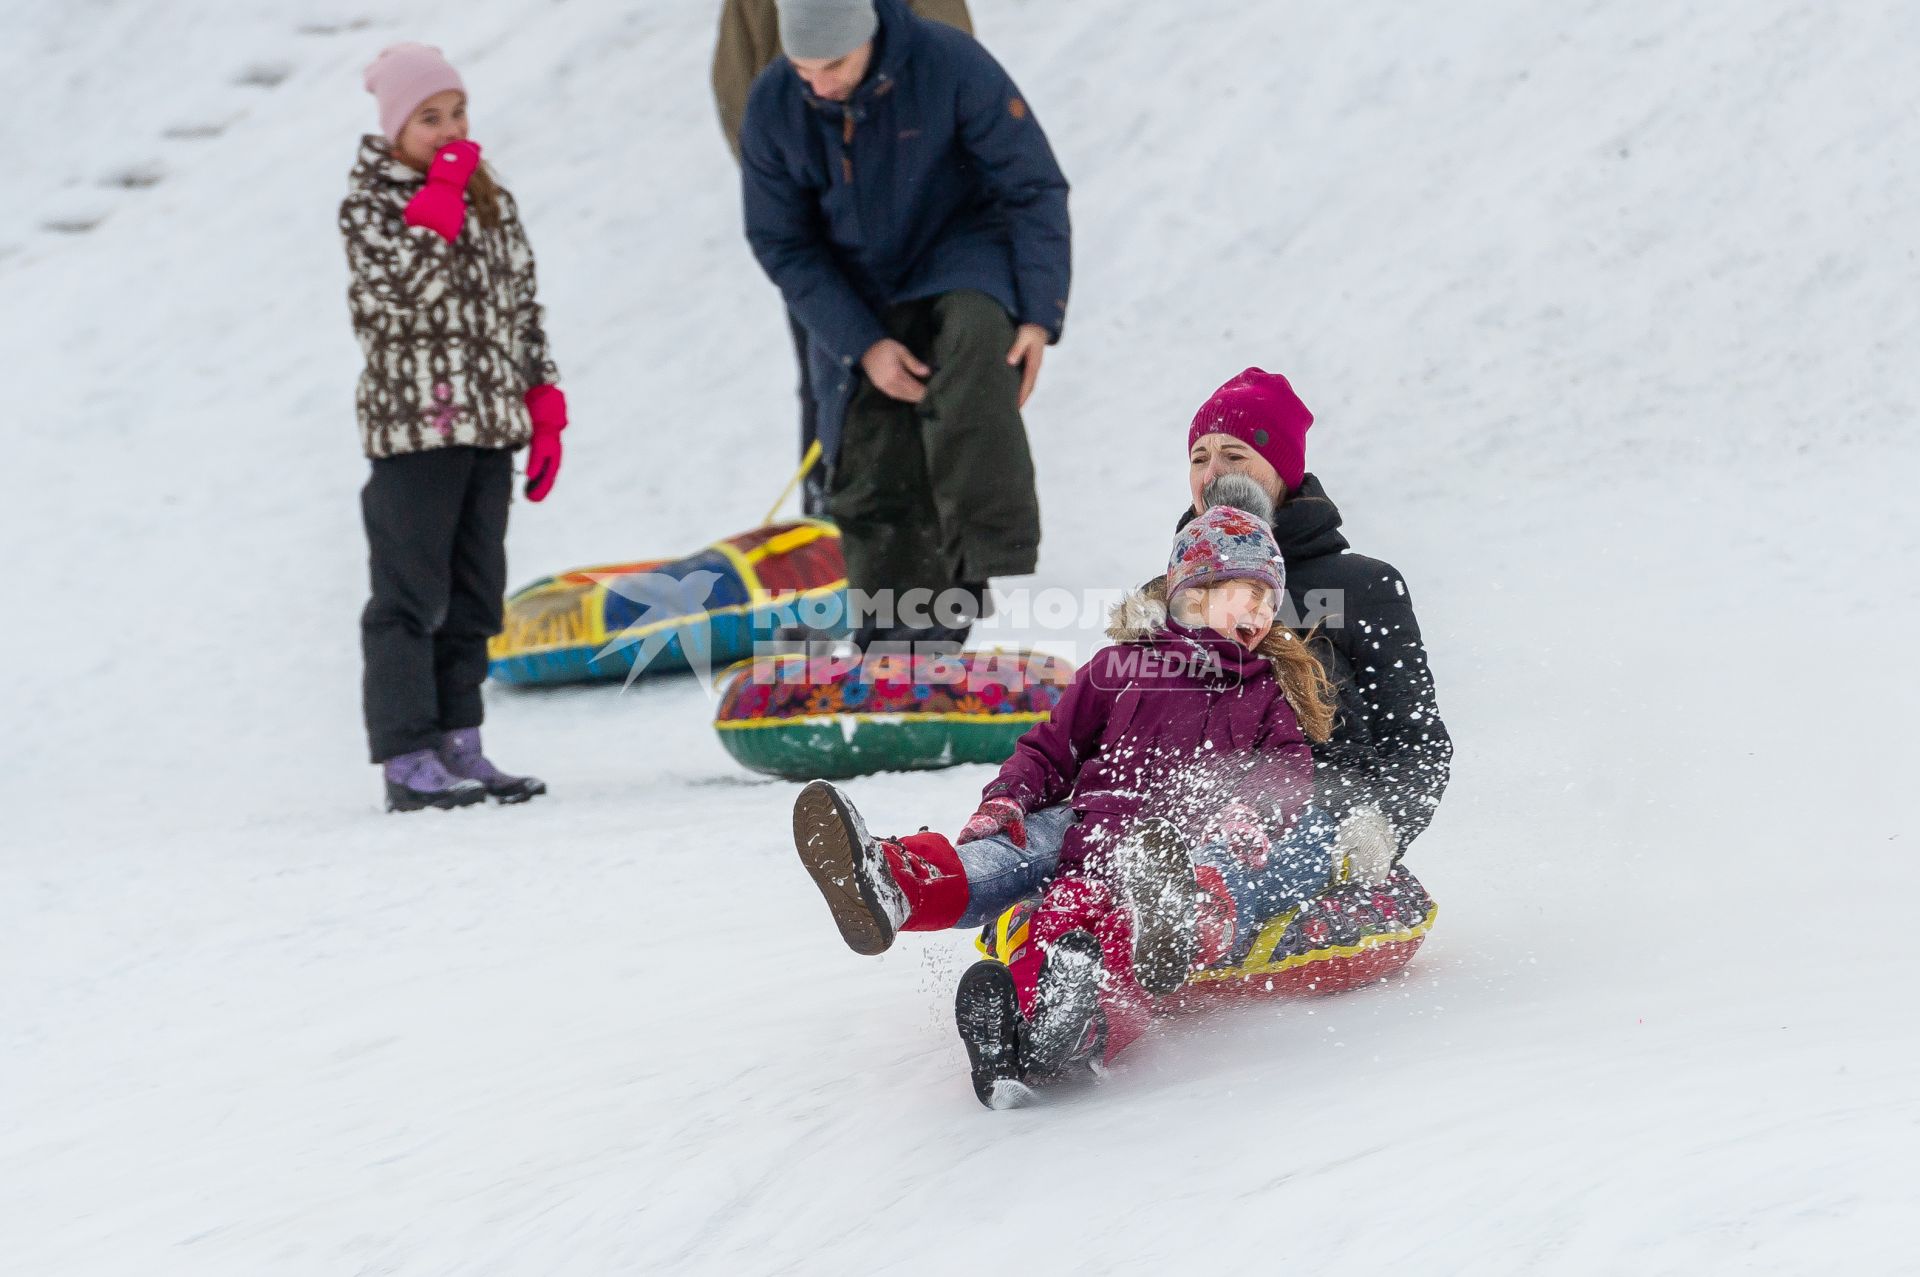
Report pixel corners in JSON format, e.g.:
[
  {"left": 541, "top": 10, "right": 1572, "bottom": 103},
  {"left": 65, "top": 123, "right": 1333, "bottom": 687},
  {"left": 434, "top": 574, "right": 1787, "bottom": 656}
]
[
  {"left": 1206, "top": 801, "right": 1271, "bottom": 871},
  {"left": 523, "top": 384, "right": 567, "bottom": 502},
  {"left": 958, "top": 795, "right": 1026, "bottom": 848},
  {"left": 403, "top": 139, "right": 482, "bottom": 242}
]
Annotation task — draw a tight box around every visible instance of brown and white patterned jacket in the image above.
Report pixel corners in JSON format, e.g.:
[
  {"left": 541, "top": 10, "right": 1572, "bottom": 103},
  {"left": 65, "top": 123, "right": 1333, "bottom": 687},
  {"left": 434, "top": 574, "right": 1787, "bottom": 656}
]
[{"left": 340, "top": 135, "right": 560, "bottom": 459}]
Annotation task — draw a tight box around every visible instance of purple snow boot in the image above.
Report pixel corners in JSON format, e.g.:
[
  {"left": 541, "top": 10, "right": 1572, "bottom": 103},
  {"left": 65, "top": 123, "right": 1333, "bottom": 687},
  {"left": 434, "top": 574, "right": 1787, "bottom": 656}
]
[
  {"left": 383, "top": 748, "right": 486, "bottom": 813},
  {"left": 437, "top": 728, "right": 547, "bottom": 804}
]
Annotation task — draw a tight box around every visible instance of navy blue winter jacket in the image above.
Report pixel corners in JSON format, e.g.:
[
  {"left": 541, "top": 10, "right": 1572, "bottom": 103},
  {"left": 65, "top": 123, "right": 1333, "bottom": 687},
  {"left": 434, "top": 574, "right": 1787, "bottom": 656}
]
[{"left": 740, "top": 0, "right": 1071, "bottom": 457}]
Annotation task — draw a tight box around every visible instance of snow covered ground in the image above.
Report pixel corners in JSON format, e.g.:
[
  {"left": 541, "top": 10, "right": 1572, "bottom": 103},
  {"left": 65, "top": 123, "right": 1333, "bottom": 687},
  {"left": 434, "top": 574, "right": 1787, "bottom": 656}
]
[{"left": 4, "top": 0, "right": 1917, "bottom": 1271}]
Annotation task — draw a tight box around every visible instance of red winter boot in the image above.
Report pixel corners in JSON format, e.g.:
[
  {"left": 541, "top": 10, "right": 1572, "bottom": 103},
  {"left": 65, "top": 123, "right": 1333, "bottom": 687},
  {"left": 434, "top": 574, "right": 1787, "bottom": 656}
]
[
  {"left": 1191, "top": 864, "right": 1239, "bottom": 969},
  {"left": 888, "top": 832, "right": 970, "bottom": 930},
  {"left": 1082, "top": 898, "right": 1153, "bottom": 1065},
  {"left": 793, "top": 780, "right": 969, "bottom": 955}
]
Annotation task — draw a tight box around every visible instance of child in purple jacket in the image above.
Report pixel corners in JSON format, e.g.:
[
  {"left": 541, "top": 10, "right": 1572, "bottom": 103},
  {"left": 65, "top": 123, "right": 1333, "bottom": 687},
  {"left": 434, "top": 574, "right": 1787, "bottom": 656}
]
[{"left": 793, "top": 490, "right": 1336, "bottom": 1106}]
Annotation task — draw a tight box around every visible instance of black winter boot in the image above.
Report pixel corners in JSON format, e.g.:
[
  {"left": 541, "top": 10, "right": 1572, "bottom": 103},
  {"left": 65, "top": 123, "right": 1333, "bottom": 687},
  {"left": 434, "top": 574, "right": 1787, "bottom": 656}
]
[
  {"left": 1020, "top": 930, "right": 1107, "bottom": 1080},
  {"left": 955, "top": 960, "right": 1028, "bottom": 1109},
  {"left": 1110, "top": 818, "right": 1201, "bottom": 995}
]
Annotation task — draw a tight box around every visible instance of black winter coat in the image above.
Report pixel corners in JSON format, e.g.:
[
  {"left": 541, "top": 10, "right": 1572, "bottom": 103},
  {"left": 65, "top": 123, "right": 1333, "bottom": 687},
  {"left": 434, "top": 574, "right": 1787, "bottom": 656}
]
[{"left": 1176, "top": 474, "right": 1452, "bottom": 853}]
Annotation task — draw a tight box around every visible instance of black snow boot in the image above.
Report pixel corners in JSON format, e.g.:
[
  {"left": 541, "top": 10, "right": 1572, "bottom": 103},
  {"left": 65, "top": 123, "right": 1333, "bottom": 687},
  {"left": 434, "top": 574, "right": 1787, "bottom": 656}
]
[
  {"left": 1109, "top": 818, "right": 1200, "bottom": 995},
  {"left": 792, "top": 780, "right": 909, "bottom": 956},
  {"left": 955, "top": 959, "right": 1029, "bottom": 1109},
  {"left": 1021, "top": 929, "right": 1107, "bottom": 1080}
]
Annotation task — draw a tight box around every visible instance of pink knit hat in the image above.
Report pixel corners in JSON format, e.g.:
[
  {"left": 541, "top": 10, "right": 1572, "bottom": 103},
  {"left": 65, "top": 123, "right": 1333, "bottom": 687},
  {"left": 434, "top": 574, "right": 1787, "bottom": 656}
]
[
  {"left": 363, "top": 43, "right": 465, "bottom": 144},
  {"left": 1187, "top": 368, "right": 1314, "bottom": 492}
]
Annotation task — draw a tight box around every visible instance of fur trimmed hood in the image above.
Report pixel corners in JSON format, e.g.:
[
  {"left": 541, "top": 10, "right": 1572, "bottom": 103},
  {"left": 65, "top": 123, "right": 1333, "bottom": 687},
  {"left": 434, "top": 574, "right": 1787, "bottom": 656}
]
[
  {"left": 1105, "top": 580, "right": 1173, "bottom": 643},
  {"left": 1106, "top": 574, "right": 1282, "bottom": 666}
]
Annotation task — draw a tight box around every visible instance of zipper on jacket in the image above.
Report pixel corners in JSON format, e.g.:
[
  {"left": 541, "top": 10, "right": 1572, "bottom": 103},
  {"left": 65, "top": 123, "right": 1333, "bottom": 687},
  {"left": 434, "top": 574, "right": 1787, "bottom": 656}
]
[{"left": 841, "top": 108, "right": 855, "bottom": 184}]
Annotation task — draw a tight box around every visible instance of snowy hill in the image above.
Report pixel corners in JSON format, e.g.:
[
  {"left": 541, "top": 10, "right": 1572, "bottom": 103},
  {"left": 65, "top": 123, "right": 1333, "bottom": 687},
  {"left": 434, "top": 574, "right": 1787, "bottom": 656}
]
[{"left": 3, "top": 1, "right": 1916, "bottom": 1272}]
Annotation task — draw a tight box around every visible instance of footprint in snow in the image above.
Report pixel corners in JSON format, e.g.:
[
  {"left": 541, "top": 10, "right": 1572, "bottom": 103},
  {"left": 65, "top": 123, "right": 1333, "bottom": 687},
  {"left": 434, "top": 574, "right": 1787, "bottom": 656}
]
[
  {"left": 100, "top": 163, "right": 165, "bottom": 191},
  {"left": 233, "top": 61, "right": 292, "bottom": 89},
  {"left": 296, "top": 18, "right": 372, "bottom": 36},
  {"left": 41, "top": 216, "right": 103, "bottom": 235}
]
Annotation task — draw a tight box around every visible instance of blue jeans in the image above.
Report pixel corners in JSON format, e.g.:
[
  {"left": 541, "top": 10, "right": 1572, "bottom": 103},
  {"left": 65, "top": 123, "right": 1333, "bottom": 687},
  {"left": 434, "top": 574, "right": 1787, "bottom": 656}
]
[
  {"left": 954, "top": 804, "right": 1078, "bottom": 928},
  {"left": 1194, "top": 806, "right": 1339, "bottom": 964},
  {"left": 953, "top": 804, "right": 1339, "bottom": 936}
]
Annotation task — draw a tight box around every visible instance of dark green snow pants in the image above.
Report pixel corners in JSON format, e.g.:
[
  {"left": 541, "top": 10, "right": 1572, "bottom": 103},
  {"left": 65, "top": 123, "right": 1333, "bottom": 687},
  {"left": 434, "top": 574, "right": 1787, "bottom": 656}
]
[{"left": 828, "top": 290, "right": 1041, "bottom": 611}]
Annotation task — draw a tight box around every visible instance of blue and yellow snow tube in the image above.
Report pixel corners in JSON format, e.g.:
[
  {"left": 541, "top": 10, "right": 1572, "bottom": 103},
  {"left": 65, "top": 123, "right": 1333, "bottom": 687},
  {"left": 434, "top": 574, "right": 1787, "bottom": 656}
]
[
  {"left": 487, "top": 520, "right": 847, "bottom": 686},
  {"left": 712, "top": 646, "right": 1075, "bottom": 780}
]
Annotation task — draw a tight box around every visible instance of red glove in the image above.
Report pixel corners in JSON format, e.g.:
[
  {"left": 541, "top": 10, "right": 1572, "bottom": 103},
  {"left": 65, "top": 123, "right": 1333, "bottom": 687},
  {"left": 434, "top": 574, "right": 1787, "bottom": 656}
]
[
  {"left": 523, "top": 385, "right": 567, "bottom": 502},
  {"left": 403, "top": 139, "right": 482, "bottom": 242},
  {"left": 957, "top": 795, "right": 1026, "bottom": 848},
  {"left": 1205, "top": 802, "right": 1271, "bottom": 871}
]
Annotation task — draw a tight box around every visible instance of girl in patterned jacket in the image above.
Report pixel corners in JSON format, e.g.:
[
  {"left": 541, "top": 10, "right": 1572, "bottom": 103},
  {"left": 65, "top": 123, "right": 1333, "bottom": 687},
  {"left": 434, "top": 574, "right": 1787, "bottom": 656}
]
[{"left": 342, "top": 43, "right": 566, "bottom": 812}]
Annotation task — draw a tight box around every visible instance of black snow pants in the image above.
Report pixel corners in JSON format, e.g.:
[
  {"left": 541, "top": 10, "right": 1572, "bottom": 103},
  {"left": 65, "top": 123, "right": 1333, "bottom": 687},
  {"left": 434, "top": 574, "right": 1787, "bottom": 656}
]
[
  {"left": 787, "top": 307, "right": 829, "bottom": 519},
  {"left": 360, "top": 445, "right": 512, "bottom": 763}
]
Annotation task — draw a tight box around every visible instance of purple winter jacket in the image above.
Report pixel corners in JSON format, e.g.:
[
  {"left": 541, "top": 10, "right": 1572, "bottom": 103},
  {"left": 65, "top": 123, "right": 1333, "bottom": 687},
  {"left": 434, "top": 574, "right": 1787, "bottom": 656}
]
[{"left": 983, "top": 597, "right": 1314, "bottom": 869}]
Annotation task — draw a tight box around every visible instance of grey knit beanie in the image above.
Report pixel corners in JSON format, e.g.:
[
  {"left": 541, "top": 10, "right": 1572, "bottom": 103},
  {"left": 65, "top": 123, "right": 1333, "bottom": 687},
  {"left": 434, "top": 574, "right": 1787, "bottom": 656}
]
[{"left": 777, "top": 0, "right": 878, "bottom": 61}]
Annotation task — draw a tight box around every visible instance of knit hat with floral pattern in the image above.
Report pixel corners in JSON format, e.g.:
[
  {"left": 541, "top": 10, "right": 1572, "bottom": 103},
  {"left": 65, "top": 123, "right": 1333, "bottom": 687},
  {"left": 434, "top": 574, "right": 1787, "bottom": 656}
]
[{"left": 1167, "top": 501, "right": 1285, "bottom": 601}]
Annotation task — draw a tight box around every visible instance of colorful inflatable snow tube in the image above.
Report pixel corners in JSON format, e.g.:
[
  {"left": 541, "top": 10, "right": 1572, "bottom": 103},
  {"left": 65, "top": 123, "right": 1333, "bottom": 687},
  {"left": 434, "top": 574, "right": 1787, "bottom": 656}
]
[
  {"left": 1175, "top": 865, "right": 1436, "bottom": 1000},
  {"left": 712, "top": 647, "right": 1075, "bottom": 780},
  {"left": 978, "top": 866, "right": 1436, "bottom": 1001},
  {"left": 487, "top": 520, "right": 846, "bottom": 686}
]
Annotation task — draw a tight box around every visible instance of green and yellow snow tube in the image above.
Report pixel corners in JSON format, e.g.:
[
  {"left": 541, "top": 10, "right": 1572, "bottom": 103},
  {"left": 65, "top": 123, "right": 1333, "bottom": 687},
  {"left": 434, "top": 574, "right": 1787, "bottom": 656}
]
[{"left": 712, "top": 647, "right": 1075, "bottom": 780}]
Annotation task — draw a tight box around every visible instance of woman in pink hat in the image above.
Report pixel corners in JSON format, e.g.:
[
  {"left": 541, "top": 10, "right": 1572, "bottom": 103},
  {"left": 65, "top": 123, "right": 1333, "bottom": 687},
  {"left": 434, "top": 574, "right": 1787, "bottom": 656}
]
[
  {"left": 1179, "top": 369, "right": 1452, "bottom": 882},
  {"left": 341, "top": 43, "right": 569, "bottom": 812},
  {"left": 787, "top": 370, "right": 1453, "bottom": 1106}
]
